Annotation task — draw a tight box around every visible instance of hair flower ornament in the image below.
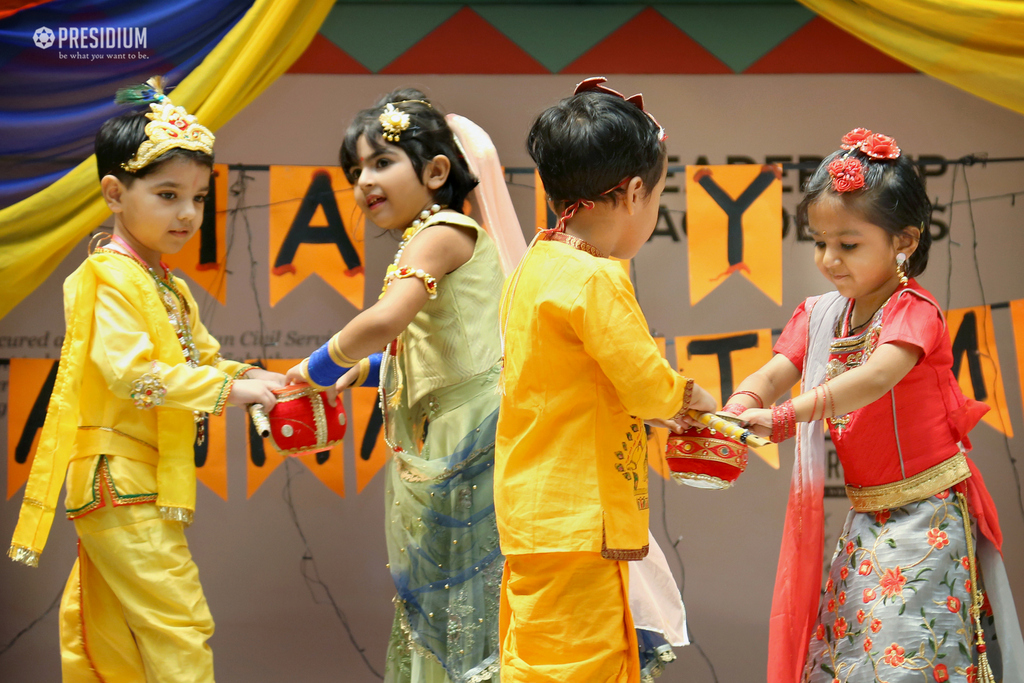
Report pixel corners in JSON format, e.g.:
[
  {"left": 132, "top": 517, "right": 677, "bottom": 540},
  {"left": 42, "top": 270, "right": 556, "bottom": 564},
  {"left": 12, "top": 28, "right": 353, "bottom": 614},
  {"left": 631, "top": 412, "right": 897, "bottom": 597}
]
[
  {"left": 841, "top": 128, "right": 873, "bottom": 150},
  {"left": 860, "top": 133, "right": 901, "bottom": 160},
  {"left": 380, "top": 103, "right": 411, "bottom": 142},
  {"left": 828, "top": 157, "right": 866, "bottom": 193}
]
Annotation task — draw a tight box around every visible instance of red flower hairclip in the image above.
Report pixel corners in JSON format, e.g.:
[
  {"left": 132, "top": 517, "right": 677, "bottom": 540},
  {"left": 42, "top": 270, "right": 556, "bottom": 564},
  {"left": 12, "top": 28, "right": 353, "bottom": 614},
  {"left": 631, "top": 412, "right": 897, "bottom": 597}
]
[
  {"left": 839, "top": 128, "right": 901, "bottom": 160},
  {"left": 841, "top": 128, "right": 873, "bottom": 150},
  {"left": 828, "top": 157, "right": 865, "bottom": 193},
  {"left": 574, "top": 76, "right": 666, "bottom": 141},
  {"left": 861, "top": 133, "right": 901, "bottom": 160}
]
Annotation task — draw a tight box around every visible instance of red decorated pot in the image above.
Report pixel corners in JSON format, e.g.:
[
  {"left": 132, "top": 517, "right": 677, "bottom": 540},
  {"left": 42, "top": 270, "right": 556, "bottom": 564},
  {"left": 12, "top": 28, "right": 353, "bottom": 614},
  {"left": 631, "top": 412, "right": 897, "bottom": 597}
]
[
  {"left": 665, "top": 425, "right": 748, "bottom": 489},
  {"left": 252, "top": 384, "right": 347, "bottom": 457}
]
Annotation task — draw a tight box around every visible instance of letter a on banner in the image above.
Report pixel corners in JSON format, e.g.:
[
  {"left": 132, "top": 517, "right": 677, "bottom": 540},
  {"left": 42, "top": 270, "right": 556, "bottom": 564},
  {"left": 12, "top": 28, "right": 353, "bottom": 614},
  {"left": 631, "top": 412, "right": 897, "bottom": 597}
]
[
  {"left": 946, "top": 306, "right": 1013, "bottom": 437},
  {"left": 674, "top": 329, "right": 780, "bottom": 468},
  {"left": 269, "top": 167, "right": 365, "bottom": 310},
  {"left": 7, "top": 359, "right": 57, "bottom": 499},
  {"left": 245, "top": 359, "right": 346, "bottom": 498},
  {"left": 164, "top": 164, "right": 230, "bottom": 304},
  {"left": 686, "top": 165, "right": 782, "bottom": 306}
]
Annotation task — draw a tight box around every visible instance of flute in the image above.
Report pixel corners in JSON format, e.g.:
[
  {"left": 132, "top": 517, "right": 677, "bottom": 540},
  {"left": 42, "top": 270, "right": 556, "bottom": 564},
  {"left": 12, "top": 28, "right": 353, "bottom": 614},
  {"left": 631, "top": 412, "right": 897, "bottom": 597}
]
[
  {"left": 686, "top": 410, "right": 770, "bottom": 449},
  {"left": 249, "top": 403, "right": 271, "bottom": 438}
]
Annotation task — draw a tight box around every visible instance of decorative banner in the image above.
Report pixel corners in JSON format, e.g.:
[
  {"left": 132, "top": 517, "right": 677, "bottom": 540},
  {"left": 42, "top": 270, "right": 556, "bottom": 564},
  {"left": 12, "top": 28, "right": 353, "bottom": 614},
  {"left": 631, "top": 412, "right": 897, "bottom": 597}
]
[
  {"left": 164, "top": 163, "right": 230, "bottom": 304},
  {"left": 351, "top": 386, "right": 388, "bottom": 493},
  {"left": 1011, "top": 300, "right": 1024, "bottom": 427},
  {"left": 673, "top": 329, "right": 780, "bottom": 468},
  {"left": 194, "top": 412, "right": 228, "bottom": 501},
  {"left": 534, "top": 169, "right": 554, "bottom": 231},
  {"left": 686, "top": 164, "right": 782, "bottom": 306},
  {"left": 245, "top": 359, "right": 346, "bottom": 498},
  {"left": 268, "top": 166, "right": 366, "bottom": 310},
  {"left": 946, "top": 306, "right": 1013, "bottom": 437},
  {"left": 7, "top": 359, "right": 57, "bottom": 500}
]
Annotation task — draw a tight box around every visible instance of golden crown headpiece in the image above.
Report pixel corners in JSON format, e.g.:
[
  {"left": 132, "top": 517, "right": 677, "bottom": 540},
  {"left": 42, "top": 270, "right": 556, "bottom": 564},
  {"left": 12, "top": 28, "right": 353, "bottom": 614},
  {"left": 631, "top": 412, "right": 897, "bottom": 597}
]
[
  {"left": 378, "top": 99, "right": 431, "bottom": 142},
  {"left": 115, "top": 76, "right": 214, "bottom": 172}
]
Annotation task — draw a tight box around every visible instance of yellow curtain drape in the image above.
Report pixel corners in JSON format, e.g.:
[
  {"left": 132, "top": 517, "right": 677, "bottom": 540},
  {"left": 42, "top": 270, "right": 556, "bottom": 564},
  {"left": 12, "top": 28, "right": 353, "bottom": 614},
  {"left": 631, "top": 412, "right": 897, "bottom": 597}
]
[
  {"left": 798, "top": 0, "right": 1024, "bottom": 115},
  {"left": 0, "top": 0, "right": 334, "bottom": 320}
]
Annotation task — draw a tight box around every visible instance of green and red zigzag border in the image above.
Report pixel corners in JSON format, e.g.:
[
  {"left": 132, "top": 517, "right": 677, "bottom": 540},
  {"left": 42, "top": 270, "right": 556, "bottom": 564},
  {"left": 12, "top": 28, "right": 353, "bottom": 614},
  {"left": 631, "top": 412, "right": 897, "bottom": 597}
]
[{"left": 289, "top": 6, "right": 914, "bottom": 76}]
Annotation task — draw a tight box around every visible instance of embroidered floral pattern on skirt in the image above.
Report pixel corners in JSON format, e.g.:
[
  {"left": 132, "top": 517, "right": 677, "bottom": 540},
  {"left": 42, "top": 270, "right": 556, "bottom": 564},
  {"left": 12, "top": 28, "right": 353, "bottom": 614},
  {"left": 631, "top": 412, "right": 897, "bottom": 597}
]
[{"left": 803, "top": 490, "right": 1002, "bottom": 683}]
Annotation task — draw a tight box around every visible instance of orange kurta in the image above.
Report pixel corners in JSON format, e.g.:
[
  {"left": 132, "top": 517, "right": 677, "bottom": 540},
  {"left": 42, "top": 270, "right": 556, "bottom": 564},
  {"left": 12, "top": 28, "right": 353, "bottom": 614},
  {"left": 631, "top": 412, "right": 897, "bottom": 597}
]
[{"left": 495, "top": 238, "right": 691, "bottom": 559}]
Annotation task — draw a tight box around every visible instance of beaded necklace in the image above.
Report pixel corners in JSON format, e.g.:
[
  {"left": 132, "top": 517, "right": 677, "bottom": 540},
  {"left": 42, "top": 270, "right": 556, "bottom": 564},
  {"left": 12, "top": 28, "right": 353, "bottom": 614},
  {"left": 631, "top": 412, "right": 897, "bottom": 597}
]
[{"left": 99, "top": 234, "right": 207, "bottom": 444}]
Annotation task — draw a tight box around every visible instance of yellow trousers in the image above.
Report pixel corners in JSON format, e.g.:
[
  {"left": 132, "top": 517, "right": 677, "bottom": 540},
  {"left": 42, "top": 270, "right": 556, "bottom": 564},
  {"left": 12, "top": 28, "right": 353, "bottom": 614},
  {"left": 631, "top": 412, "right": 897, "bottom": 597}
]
[
  {"left": 60, "top": 500, "right": 215, "bottom": 683},
  {"left": 500, "top": 552, "right": 639, "bottom": 683}
]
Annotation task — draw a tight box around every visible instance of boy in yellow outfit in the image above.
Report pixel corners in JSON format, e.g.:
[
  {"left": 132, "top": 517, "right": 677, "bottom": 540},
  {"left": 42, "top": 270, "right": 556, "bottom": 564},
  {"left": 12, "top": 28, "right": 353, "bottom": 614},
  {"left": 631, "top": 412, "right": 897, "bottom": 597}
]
[
  {"left": 495, "top": 78, "right": 716, "bottom": 683},
  {"left": 8, "top": 77, "right": 282, "bottom": 683}
]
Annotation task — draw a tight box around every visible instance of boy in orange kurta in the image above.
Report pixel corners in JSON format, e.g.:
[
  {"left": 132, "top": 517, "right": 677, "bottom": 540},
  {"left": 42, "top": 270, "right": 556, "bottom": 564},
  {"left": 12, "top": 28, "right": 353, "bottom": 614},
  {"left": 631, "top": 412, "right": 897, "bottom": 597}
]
[{"left": 494, "top": 78, "right": 716, "bottom": 682}]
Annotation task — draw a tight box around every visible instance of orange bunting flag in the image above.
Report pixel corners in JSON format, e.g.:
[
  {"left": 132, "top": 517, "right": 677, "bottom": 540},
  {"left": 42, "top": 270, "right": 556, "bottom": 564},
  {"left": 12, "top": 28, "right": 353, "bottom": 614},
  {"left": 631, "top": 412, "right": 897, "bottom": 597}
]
[
  {"left": 194, "top": 411, "right": 228, "bottom": 500},
  {"left": 268, "top": 166, "right": 365, "bottom": 310},
  {"left": 946, "top": 306, "right": 1013, "bottom": 437},
  {"left": 673, "top": 329, "right": 780, "bottom": 469},
  {"left": 686, "top": 164, "right": 782, "bottom": 306},
  {"left": 245, "top": 359, "right": 346, "bottom": 498},
  {"left": 647, "top": 337, "right": 671, "bottom": 480},
  {"left": 534, "top": 169, "right": 555, "bottom": 232},
  {"left": 164, "top": 164, "right": 230, "bottom": 304},
  {"left": 1011, "top": 300, "right": 1024, "bottom": 428},
  {"left": 350, "top": 386, "right": 388, "bottom": 494},
  {"left": 7, "top": 359, "right": 58, "bottom": 500}
]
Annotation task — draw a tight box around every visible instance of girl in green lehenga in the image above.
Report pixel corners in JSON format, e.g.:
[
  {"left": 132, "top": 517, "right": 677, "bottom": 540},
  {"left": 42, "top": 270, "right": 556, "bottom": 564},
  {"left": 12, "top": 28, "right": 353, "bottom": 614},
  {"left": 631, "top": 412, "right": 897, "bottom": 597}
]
[{"left": 288, "top": 89, "right": 507, "bottom": 683}]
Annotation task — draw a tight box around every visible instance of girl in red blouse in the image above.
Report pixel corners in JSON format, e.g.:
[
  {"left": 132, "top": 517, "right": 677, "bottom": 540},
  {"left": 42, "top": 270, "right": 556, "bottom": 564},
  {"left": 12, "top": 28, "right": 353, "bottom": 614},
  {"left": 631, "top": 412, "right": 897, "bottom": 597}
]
[{"left": 724, "top": 129, "right": 1024, "bottom": 683}]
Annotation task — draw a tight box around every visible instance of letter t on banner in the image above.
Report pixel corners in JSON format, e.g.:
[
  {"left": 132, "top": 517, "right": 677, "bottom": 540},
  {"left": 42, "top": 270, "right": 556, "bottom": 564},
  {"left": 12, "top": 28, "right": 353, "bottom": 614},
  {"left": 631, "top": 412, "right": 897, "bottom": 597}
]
[
  {"left": 686, "top": 165, "right": 782, "bottom": 306},
  {"left": 674, "top": 329, "right": 780, "bottom": 469}
]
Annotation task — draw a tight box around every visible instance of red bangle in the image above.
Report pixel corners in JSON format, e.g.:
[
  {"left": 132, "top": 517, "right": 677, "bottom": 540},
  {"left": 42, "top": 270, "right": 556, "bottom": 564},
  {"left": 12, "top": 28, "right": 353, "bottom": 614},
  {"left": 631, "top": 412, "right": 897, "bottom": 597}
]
[
  {"left": 770, "top": 400, "right": 796, "bottom": 443},
  {"left": 730, "top": 390, "right": 764, "bottom": 409}
]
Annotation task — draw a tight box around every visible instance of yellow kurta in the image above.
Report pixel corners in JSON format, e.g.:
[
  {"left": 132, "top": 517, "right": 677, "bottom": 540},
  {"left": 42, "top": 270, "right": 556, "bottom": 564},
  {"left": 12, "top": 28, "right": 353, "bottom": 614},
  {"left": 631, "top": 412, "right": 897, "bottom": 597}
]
[
  {"left": 495, "top": 239, "right": 691, "bottom": 558},
  {"left": 9, "top": 249, "right": 250, "bottom": 683},
  {"left": 495, "top": 238, "right": 692, "bottom": 682}
]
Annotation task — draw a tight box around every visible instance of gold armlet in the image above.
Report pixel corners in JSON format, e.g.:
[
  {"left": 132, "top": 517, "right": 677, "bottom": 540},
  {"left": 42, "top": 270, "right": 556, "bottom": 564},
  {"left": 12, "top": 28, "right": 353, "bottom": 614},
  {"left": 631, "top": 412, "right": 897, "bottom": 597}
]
[
  {"left": 328, "top": 334, "right": 361, "bottom": 368},
  {"left": 384, "top": 265, "right": 438, "bottom": 299}
]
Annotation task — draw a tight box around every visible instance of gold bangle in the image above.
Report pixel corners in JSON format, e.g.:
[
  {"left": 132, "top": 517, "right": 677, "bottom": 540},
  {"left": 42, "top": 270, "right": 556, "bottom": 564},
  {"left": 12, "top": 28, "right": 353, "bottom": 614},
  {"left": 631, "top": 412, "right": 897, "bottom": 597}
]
[
  {"left": 355, "top": 357, "right": 370, "bottom": 387},
  {"left": 328, "top": 334, "right": 361, "bottom": 368}
]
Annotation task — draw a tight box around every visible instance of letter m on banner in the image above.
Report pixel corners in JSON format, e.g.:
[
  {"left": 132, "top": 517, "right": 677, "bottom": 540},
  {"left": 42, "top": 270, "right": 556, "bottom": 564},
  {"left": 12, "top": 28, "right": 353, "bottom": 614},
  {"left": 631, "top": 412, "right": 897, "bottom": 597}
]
[
  {"left": 686, "top": 165, "right": 782, "bottom": 306},
  {"left": 947, "top": 306, "right": 1012, "bottom": 437},
  {"left": 269, "top": 167, "right": 366, "bottom": 310}
]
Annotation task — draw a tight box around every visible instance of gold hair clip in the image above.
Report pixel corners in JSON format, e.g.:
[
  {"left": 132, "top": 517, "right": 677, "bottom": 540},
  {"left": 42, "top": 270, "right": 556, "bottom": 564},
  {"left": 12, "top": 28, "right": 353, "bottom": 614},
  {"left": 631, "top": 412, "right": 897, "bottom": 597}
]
[{"left": 378, "top": 99, "right": 431, "bottom": 143}]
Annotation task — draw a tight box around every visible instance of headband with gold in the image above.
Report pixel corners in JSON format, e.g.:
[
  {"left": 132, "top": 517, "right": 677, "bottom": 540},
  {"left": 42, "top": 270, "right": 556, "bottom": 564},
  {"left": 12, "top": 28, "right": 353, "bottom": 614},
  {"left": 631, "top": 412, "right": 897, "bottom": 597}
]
[{"left": 115, "top": 76, "right": 215, "bottom": 173}]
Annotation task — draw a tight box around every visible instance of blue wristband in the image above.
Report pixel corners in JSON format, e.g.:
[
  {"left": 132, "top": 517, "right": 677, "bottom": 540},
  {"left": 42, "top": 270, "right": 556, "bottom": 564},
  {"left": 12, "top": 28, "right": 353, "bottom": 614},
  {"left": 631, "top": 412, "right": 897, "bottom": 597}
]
[
  {"left": 307, "top": 341, "right": 351, "bottom": 387},
  {"left": 361, "top": 352, "right": 382, "bottom": 388}
]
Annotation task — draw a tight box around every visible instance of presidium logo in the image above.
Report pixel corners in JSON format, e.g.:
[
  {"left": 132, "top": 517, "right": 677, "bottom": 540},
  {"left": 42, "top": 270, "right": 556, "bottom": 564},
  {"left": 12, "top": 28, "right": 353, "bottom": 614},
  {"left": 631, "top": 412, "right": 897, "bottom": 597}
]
[
  {"left": 32, "top": 27, "right": 54, "bottom": 49},
  {"left": 32, "top": 25, "right": 149, "bottom": 58}
]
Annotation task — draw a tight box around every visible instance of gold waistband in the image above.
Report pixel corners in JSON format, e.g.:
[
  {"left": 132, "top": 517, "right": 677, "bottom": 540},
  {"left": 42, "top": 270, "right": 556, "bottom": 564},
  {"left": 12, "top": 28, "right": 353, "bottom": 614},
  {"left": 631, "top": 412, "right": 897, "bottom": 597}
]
[{"left": 845, "top": 452, "right": 970, "bottom": 512}]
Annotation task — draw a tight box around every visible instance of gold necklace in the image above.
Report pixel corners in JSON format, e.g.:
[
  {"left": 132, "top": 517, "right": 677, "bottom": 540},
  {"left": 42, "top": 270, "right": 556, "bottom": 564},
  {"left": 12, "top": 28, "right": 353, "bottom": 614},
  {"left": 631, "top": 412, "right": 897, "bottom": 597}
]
[{"left": 547, "top": 231, "right": 606, "bottom": 258}]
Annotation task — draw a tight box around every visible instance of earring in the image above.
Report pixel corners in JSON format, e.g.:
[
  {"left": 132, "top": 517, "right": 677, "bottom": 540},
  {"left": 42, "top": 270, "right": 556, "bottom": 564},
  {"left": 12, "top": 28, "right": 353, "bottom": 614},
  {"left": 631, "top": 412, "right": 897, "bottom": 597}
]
[{"left": 895, "top": 252, "right": 908, "bottom": 286}]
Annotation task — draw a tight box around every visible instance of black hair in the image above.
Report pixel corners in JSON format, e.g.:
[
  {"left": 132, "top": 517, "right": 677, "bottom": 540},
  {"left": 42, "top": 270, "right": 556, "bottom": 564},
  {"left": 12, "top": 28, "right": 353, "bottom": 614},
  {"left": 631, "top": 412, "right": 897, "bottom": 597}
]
[
  {"left": 339, "top": 88, "right": 478, "bottom": 212},
  {"left": 526, "top": 90, "right": 666, "bottom": 210},
  {"left": 95, "top": 111, "right": 214, "bottom": 184},
  {"left": 797, "top": 145, "right": 932, "bottom": 277}
]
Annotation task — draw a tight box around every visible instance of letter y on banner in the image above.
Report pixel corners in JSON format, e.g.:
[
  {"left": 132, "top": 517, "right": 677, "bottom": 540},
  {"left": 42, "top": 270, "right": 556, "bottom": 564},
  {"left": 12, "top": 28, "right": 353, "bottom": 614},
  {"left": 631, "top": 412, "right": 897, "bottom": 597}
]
[
  {"left": 686, "top": 165, "right": 782, "bottom": 306},
  {"left": 269, "top": 167, "right": 365, "bottom": 310}
]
